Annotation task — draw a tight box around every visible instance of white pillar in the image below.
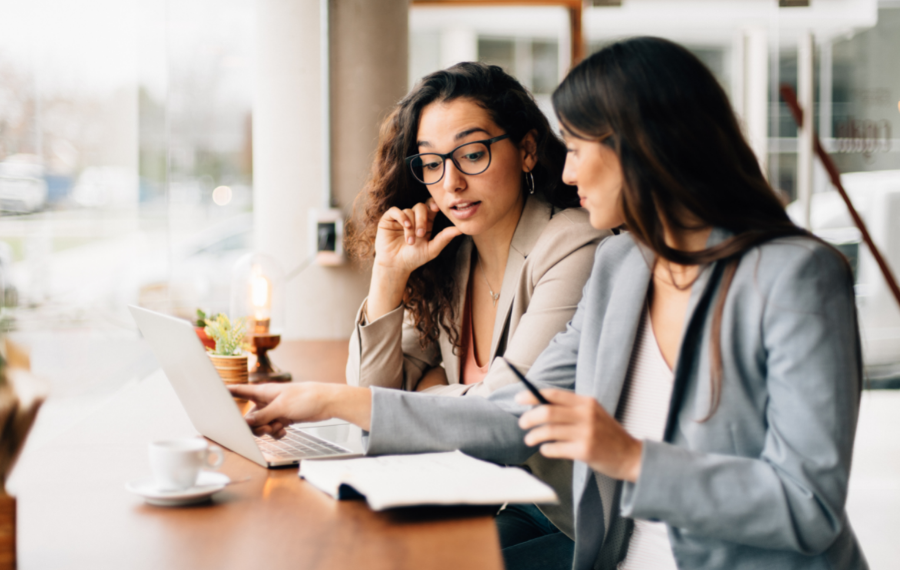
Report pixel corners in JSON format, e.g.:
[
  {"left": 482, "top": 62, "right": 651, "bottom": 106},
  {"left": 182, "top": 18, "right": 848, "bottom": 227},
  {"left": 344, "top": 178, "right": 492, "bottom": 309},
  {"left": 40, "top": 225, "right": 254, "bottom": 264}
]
[
  {"left": 319, "top": 0, "right": 332, "bottom": 211},
  {"left": 797, "top": 31, "right": 814, "bottom": 230},
  {"left": 558, "top": 15, "right": 572, "bottom": 80},
  {"left": 254, "top": 0, "right": 408, "bottom": 340},
  {"left": 815, "top": 38, "right": 833, "bottom": 196},
  {"left": 818, "top": 39, "right": 833, "bottom": 141},
  {"left": 440, "top": 28, "right": 477, "bottom": 69},
  {"left": 743, "top": 28, "right": 769, "bottom": 175},
  {"left": 515, "top": 38, "right": 534, "bottom": 91},
  {"left": 254, "top": 0, "right": 323, "bottom": 339},
  {"left": 731, "top": 30, "right": 745, "bottom": 123}
]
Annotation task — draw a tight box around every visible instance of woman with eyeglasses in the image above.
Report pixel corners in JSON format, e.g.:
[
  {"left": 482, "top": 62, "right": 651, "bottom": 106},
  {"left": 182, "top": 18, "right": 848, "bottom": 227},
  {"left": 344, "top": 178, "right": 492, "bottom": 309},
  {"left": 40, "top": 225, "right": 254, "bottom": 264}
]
[
  {"left": 232, "top": 38, "right": 866, "bottom": 569},
  {"left": 343, "top": 62, "right": 605, "bottom": 401},
  {"left": 349, "top": 62, "right": 604, "bottom": 556}
]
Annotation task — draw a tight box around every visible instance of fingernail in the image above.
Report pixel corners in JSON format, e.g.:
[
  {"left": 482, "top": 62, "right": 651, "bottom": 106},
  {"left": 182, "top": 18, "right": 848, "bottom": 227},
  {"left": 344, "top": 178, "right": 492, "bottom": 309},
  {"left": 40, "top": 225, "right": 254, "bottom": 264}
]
[
  {"left": 407, "top": 237, "right": 414, "bottom": 245},
  {"left": 404, "top": 221, "right": 411, "bottom": 227},
  {"left": 416, "top": 228, "right": 425, "bottom": 237}
]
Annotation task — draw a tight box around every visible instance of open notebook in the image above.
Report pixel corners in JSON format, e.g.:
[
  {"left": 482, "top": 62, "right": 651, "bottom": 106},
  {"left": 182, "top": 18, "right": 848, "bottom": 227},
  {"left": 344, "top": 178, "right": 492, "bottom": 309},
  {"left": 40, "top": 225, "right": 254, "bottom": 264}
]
[{"left": 299, "top": 451, "right": 558, "bottom": 511}]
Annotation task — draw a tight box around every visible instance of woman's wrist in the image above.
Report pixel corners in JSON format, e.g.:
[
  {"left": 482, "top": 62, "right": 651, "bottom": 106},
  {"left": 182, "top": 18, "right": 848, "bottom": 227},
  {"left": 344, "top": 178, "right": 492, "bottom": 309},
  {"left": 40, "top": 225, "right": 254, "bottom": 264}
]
[
  {"left": 623, "top": 439, "right": 643, "bottom": 483},
  {"left": 371, "top": 262, "right": 411, "bottom": 290},
  {"left": 321, "top": 384, "right": 372, "bottom": 432},
  {"left": 367, "top": 264, "right": 411, "bottom": 321},
  {"left": 319, "top": 383, "right": 347, "bottom": 419}
]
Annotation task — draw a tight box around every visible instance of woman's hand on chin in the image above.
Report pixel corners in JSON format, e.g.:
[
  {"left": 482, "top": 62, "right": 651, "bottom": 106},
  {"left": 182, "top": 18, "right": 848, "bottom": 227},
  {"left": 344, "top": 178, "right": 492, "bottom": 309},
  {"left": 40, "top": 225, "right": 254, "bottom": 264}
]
[
  {"left": 367, "top": 198, "right": 462, "bottom": 321},
  {"left": 516, "top": 388, "right": 643, "bottom": 483},
  {"left": 375, "top": 198, "right": 462, "bottom": 276}
]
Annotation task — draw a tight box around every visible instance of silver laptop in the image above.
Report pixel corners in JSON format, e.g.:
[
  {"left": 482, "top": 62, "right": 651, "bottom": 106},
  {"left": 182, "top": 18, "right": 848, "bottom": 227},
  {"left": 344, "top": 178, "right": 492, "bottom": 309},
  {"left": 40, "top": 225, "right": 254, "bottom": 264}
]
[{"left": 129, "top": 305, "right": 364, "bottom": 467}]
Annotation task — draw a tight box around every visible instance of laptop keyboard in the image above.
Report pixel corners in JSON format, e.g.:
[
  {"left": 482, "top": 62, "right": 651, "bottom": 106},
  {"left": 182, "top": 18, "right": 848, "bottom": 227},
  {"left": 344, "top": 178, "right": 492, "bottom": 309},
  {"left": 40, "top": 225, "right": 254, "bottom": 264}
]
[{"left": 256, "top": 427, "right": 352, "bottom": 460}]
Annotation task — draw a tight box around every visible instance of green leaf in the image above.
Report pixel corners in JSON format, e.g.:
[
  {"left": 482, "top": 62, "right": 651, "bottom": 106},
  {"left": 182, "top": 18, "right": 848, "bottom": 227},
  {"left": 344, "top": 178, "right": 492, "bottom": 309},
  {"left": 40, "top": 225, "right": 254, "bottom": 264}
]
[{"left": 203, "top": 314, "right": 247, "bottom": 356}]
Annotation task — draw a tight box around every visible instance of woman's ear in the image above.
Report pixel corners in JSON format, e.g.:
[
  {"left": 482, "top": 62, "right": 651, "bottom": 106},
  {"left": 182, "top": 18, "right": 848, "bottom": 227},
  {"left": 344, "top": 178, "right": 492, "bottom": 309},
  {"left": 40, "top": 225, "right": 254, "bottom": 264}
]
[{"left": 520, "top": 129, "right": 538, "bottom": 172}]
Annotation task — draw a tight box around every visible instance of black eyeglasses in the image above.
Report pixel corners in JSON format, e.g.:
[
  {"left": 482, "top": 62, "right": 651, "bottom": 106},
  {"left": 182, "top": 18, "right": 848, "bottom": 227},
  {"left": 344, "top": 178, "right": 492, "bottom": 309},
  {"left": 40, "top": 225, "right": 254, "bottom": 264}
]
[{"left": 406, "top": 134, "right": 510, "bottom": 185}]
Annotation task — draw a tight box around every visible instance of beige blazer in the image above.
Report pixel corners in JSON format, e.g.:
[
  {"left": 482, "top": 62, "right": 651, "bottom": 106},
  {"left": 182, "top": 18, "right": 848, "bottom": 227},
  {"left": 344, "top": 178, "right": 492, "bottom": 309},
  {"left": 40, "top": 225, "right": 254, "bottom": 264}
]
[{"left": 346, "top": 195, "right": 609, "bottom": 538}]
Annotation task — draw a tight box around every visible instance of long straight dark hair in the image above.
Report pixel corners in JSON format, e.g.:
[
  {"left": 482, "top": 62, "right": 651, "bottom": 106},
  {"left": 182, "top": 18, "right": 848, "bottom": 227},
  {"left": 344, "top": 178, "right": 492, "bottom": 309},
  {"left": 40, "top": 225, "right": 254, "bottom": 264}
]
[{"left": 553, "top": 37, "right": 839, "bottom": 417}]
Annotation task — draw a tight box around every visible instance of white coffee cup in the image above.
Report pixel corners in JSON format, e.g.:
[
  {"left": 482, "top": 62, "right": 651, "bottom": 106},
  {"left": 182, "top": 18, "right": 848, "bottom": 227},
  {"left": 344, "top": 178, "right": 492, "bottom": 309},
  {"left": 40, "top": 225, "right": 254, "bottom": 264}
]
[{"left": 149, "top": 438, "right": 224, "bottom": 492}]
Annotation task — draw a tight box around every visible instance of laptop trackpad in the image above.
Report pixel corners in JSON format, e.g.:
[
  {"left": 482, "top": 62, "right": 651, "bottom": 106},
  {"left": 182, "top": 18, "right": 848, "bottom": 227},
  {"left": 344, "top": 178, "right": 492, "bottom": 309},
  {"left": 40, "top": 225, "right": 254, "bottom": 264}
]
[{"left": 296, "top": 422, "right": 365, "bottom": 454}]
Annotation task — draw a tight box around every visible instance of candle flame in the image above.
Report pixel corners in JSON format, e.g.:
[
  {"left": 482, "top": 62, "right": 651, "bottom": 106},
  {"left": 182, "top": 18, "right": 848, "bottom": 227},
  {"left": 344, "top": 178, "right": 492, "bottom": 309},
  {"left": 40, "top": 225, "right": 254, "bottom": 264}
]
[{"left": 250, "top": 270, "right": 271, "bottom": 320}]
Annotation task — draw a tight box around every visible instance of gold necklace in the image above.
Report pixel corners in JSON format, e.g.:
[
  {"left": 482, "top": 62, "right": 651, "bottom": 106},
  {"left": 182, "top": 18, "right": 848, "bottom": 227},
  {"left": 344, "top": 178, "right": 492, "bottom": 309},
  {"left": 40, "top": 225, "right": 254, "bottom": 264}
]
[{"left": 477, "top": 257, "right": 500, "bottom": 307}]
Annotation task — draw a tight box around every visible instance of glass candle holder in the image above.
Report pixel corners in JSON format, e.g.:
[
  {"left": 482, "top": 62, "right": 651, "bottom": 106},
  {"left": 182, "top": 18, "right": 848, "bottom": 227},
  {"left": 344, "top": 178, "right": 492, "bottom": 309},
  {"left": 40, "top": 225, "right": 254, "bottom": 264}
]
[
  {"left": 231, "top": 253, "right": 285, "bottom": 335},
  {"left": 230, "top": 253, "right": 291, "bottom": 383}
]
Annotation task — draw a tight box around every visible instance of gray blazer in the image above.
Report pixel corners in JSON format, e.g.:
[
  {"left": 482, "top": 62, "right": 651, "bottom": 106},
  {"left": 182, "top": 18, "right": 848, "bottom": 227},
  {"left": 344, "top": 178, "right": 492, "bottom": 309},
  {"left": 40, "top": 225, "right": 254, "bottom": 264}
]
[{"left": 364, "top": 229, "right": 867, "bottom": 570}]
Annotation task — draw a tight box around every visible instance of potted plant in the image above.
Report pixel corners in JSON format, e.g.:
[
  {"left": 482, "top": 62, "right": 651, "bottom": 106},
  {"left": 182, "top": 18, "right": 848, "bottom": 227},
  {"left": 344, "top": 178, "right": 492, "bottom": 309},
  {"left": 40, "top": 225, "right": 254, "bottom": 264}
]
[
  {"left": 193, "top": 309, "right": 218, "bottom": 350},
  {"left": 204, "top": 314, "right": 249, "bottom": 386}
]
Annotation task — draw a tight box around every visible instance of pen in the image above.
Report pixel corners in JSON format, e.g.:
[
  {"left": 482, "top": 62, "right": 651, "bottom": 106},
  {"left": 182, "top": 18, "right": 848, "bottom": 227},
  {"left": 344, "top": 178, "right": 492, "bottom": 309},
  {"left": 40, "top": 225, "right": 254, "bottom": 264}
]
[{"left": 502, "top": 357, "right": 550, "bottom": 405}]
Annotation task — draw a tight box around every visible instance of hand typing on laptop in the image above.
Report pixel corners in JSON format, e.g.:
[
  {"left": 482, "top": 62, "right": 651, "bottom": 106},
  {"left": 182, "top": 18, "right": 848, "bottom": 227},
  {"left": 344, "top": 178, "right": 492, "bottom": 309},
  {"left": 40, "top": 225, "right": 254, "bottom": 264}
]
[
  {"left": 130, "top": 305, "right": 365, "bottom": 465},
  {"left": 229, "top": 383, "right": 374, "bottom": 438}
]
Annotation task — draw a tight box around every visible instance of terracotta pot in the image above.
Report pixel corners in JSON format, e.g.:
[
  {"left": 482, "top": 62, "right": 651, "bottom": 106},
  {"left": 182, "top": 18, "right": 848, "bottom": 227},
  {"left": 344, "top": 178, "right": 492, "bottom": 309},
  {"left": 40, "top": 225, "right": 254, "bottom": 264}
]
[
  {"left": 208, "top": 354, "right": 249, "bottom": 385},
  {"left": 194, "top": 327, "right": 216, "bottom": 350}
]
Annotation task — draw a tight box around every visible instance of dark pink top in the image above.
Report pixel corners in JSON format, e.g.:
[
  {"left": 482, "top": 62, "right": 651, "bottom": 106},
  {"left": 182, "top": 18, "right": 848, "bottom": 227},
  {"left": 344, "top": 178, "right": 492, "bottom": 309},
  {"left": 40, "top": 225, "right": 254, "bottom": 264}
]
[{"left": 460, "top": 281, "right": 490, "bottom": 385}]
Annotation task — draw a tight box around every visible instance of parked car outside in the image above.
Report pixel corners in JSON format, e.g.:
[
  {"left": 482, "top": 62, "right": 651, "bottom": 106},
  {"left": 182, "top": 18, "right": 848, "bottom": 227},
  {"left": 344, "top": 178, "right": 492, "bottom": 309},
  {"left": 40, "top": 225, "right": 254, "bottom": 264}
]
[{"left": 0, "top": 155, "right": 47, "bottom": 214}]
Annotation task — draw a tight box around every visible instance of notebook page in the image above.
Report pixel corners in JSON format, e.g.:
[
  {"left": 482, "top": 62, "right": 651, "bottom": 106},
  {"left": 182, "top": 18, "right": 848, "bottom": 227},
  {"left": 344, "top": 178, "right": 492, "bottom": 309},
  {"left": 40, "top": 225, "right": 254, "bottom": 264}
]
[{"left": 299, "top": 450, "right": 558, "bottom": 511}]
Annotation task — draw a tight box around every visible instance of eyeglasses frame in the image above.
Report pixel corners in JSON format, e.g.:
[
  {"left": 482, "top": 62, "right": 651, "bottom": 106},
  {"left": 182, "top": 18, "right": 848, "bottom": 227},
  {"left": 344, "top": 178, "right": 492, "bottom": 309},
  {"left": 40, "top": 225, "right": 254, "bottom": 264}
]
[{"left": 405, "top": 133, "right": 511, "bottom": 185}]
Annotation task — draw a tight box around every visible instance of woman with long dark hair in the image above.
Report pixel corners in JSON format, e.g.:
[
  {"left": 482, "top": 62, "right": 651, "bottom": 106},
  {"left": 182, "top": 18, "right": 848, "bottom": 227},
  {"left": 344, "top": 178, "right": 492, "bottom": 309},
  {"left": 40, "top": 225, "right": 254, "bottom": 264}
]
[
  {"left": 344, "top": 62, "right": 605, "bottom": 400},
  {"left": 232, "top": 38, "right": 866, "bottom": 569},
  {"left": 343, "top": 62, "right": 606, "bottom": 552},
  {"left": 510, "top": 37, "right": 867, "bottom": 568}
]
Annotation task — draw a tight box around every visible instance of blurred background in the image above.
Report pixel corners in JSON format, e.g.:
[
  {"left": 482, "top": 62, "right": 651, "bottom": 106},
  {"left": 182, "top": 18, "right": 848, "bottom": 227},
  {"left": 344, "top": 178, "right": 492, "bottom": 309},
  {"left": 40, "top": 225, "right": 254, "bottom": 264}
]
[{"left": 0, "top": 0, "right": 898, "bottom": 565}]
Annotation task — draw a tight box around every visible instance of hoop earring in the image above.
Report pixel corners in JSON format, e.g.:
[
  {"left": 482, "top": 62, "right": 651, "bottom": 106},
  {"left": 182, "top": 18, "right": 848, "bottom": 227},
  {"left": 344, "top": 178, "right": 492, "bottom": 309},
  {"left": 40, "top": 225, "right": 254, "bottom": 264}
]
[{"left": 526, "top": 171, "right": 535, "bottom": 195}]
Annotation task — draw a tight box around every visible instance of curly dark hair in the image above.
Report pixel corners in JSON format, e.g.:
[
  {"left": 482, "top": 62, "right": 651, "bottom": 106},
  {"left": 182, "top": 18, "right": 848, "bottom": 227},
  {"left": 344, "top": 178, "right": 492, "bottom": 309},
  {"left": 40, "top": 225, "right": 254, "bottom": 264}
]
[{"left": 345, "top": 62, "right": 578, "bottom": 351}]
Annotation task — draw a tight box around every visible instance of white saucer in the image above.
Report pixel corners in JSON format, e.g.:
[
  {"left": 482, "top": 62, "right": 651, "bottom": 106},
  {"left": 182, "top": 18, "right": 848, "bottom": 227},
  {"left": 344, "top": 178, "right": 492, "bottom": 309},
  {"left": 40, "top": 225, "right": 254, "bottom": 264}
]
[{"left": 126, "top": 472, "right": 231, "bottom": 507}]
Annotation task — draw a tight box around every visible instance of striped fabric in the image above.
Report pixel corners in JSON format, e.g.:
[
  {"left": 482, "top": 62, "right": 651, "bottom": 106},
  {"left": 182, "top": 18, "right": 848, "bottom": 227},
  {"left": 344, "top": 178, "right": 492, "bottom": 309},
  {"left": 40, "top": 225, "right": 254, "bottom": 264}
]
[{"left": 616, "top": 307, "right": 678, "bottom": 570}]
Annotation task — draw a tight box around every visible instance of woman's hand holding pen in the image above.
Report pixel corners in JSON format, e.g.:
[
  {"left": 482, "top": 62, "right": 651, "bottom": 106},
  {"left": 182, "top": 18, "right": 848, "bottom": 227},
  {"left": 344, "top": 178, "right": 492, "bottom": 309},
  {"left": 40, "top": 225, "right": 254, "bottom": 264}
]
[
  {"left": 228, "top": 383, "right": 373, "bottom": 437},
  {"left": 516, "top": 389, "right": 643, "bottom": 483},
  {"left": 367, "top": 199, "right": 462, "bottom": 321}
]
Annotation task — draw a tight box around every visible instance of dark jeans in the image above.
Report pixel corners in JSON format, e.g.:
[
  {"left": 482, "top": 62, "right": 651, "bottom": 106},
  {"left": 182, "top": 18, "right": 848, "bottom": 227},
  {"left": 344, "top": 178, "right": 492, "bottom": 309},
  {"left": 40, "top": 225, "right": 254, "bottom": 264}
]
[{"left": 496, "top": 504, "right": 575, "bottom": 570}]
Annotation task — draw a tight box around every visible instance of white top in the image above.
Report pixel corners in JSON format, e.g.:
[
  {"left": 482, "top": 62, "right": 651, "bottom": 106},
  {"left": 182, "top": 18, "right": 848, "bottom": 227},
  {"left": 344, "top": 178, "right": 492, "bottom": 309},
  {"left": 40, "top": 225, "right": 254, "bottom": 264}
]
[{"left": 616, "top": 307, "right": 679, "bottom": 570}]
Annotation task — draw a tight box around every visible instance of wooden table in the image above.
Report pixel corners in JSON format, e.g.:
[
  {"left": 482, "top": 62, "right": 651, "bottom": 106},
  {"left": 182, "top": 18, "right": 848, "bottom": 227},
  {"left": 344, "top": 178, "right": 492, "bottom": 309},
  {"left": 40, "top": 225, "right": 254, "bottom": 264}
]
[{"left": 13, "top": 340, "right": 504, "bottom": 570}]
